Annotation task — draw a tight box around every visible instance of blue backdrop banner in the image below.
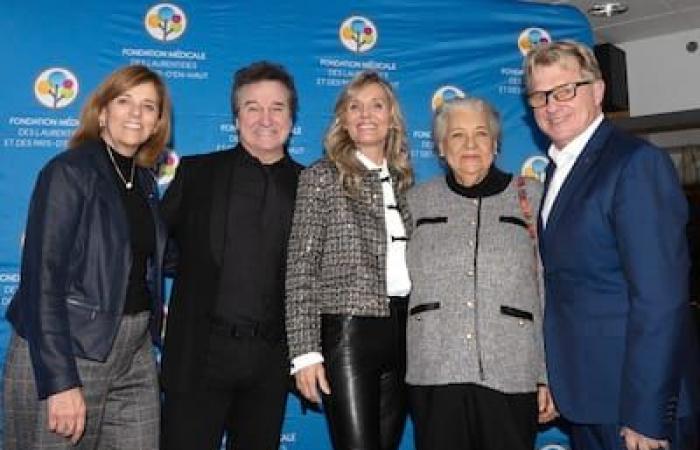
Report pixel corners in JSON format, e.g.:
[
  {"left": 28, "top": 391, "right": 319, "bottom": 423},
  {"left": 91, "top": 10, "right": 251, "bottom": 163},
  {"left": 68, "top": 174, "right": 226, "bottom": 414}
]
[{"left": 1, "top": 1, "right": 592, "bottom": 448}]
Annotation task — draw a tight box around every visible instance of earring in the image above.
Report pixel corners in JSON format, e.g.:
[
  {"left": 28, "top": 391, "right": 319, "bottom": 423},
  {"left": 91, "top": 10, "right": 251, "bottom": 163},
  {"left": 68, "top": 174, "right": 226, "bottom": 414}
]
[{"left": 99, "top": 119, "right": 105, "bottom": 128}]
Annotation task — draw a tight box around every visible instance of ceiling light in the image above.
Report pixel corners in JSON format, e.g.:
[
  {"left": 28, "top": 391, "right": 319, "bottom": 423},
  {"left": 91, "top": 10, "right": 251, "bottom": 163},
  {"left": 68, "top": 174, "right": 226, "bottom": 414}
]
[{"left": 588, "top": 2, "right": 629, "bottom": 17}]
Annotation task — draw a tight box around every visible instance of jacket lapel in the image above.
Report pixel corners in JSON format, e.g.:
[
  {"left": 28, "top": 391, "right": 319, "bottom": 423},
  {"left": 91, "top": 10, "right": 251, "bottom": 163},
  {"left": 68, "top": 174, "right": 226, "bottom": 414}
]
[
  {"left": 137, "top": 168, "right": 167, "bottom": 261},
  {"left": 537, "top": 159, "right": 555, "bottom": 240},
  {"left": 137, "top": 167, "right": 167, "bottom": 344},
  {"left": 542, "top": 119, "right": 613, "bottom": 238},
  {"left": 390, "top": 171, "right": 412, "bottom": 237},
  {"left": 209, "top": 147, "right": 238, "bottom": 267},
  {"left": 358, "top": 170, "right": 384, "bottom": 219},
  {"left": 275, "top": 159, "right": 300, "bottom": 239}
]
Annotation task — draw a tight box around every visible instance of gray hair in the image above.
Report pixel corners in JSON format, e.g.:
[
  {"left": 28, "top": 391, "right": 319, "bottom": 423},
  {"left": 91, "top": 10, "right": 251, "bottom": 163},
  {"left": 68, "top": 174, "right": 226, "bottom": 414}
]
[{"left": 433, "top": 97, "right": 501, "bottom": 148}]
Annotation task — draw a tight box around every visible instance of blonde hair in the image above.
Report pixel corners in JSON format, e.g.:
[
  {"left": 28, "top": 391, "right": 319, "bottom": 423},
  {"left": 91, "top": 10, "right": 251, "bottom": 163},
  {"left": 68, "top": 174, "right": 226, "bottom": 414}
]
[
  {"left": 524, "top": 40, "right": 603, "bottom": 91},
  {"left": 69, "top": 65, "right": 172, "bottom": 168},
  {"left": 324, "top": 71, "right": 413, "bottom": 194}
]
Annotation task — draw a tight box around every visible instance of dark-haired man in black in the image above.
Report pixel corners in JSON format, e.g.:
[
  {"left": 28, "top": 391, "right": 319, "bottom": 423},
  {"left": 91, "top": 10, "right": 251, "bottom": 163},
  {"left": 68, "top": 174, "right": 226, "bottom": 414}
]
[{"left": 160, "top": 61, "right": 303, "bottom": 450}]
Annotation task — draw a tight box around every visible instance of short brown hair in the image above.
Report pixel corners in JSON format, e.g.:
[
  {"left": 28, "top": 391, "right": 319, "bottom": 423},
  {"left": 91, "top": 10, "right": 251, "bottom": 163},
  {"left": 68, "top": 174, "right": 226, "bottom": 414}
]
[{"left": 69, "top": 65, "right": 172, "bottom": 167}]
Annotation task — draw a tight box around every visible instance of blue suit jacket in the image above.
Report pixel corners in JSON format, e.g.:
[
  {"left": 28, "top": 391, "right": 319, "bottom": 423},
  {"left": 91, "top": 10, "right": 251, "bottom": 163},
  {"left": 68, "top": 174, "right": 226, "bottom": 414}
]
[{"left": 538, "top": 119, "right": 699, "bottom": 439}]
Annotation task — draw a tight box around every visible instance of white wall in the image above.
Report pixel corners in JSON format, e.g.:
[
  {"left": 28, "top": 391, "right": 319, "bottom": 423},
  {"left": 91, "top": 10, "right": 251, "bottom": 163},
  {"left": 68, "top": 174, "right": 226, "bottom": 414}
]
[
  {"left": 620, "top": 29, "right": 700, "bottom": 117},
  {"left": 645, "top": 129, "right": 700, "bottom": 148}
]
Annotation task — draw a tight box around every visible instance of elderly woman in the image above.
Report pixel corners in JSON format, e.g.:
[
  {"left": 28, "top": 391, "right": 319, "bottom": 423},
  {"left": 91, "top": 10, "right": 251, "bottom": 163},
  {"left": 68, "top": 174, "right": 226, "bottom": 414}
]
[
  {"left": 3, "top": 65, "right": 171, "bottom": 450},
  {"left": 405, "top": 97, "right": 556, "bottom": 450},
  {"left": 286, "top": 70, "right": 413, "bottom": 450}
]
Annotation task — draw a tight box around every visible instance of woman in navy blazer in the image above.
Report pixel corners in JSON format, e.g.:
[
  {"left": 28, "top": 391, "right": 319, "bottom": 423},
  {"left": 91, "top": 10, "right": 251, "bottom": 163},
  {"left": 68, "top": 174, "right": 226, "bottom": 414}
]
[{"left": 3, "top": 65, "right": 171, "bottom": 450}]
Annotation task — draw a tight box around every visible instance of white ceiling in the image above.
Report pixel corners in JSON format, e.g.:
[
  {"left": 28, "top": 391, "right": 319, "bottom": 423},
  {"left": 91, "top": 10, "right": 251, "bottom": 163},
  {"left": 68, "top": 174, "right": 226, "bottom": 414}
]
[{"left": 533, "top": 0, "right": 700, "bottom": 43}]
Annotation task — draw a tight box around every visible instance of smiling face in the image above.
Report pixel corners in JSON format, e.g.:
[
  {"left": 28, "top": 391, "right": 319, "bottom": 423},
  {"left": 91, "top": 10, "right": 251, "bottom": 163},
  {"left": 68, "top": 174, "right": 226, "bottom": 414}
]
[
  {"left": 236, "top": 80, "right": 292, "bottom": 164},
  {"left": 440, "top": 107, "right": 496, "bottom": 187},
  {"left": 99, "top": 82, "right": 160, "bottom": 157},
  {"left": 343, "top": 82, "right": 392, "bottom": 160},
  {"left": 530, "top": 56, "right": 605, "bottom": 149}
]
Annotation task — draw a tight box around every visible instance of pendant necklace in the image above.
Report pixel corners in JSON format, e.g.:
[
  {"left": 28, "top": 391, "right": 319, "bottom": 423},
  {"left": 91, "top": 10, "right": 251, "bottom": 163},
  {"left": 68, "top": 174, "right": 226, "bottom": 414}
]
[{"left": 106, "top": 144, "right": 135, "bottom": 190}]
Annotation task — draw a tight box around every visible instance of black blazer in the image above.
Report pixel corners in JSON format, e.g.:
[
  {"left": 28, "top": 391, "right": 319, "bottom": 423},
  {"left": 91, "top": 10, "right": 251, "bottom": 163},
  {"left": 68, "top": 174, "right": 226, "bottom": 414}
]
[
  {"left": 7, "top": 139, "right": 167, "bottom": 399},
  {"left": 160, "top": 145, "right": 302, "bottom": 392}
]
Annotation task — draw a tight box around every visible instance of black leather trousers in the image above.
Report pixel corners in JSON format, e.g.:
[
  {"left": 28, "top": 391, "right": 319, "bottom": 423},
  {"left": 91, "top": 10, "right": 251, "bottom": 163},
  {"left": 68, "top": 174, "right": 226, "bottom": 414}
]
[{"left": 321, "top": 299, "right": 408, "bottom": 450}]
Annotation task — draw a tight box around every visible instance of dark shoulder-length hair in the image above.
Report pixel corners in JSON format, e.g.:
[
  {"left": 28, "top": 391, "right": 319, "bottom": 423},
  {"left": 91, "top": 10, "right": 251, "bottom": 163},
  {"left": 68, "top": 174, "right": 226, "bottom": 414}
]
[
  {"left": 69, "top": 65, "right": 172, "bottom": 168},
  {"left": 324, "top": 70, "right": 413, "bottom": 195}
]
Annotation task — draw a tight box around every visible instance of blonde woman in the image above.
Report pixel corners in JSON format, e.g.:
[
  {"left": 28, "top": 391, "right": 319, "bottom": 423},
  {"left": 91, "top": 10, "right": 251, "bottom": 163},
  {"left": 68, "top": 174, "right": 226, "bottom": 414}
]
[{"left": 286, "top": 70, "right": 413, "bottom": 450}]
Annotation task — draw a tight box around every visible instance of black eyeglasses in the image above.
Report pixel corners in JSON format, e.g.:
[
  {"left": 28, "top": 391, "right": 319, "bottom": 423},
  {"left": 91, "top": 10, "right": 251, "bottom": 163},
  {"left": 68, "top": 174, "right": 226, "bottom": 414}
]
[{"left": 527, "top": 80, "right": 594, "bottom": 108}]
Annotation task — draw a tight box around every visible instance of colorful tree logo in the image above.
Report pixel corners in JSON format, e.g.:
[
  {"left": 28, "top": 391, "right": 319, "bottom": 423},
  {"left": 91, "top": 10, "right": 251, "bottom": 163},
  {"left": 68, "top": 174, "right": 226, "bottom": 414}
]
[
  {"left": 521, "top": 155, "right": 550, "bottom": 183},
  {"left": 518, "top": 27, "right": 552, "bottom": 56},
  {"left": 431, "top": 85, "right": 466, "bottom": 112},
  {"left": 157, "top": 149, "right": 180, "bottom": 186},
  {"left": 145, "top": 3, "right": 187, "bottom": 42},
  {"left": 34, "top": 68, "right": 78, "bottom": 109},
  {"left": 339, "top": 16, "right": 378, "bottom": 53}
]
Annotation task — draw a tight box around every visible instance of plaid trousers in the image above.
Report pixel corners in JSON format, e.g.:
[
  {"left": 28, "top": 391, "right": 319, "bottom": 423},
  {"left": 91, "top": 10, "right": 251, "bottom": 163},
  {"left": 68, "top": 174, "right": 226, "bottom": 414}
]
[{"left": 3, "top": 312, "right": 159, "bottom": 450}]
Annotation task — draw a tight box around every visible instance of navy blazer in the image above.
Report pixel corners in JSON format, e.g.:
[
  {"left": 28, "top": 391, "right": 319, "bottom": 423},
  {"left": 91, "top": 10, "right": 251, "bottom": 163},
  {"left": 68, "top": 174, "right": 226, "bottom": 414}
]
[
  {"left": 538, "top": 119, "right": 699, "bottom": 439},
  {"left": 6, "top": 140, "right": 167, "bottom": 400}
]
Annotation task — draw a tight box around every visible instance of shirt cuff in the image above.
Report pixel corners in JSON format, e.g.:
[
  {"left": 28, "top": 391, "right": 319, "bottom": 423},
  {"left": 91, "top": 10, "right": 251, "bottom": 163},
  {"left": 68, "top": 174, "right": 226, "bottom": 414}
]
[{"left": 290, "top": 352, "right": 324, "bottom": 375}]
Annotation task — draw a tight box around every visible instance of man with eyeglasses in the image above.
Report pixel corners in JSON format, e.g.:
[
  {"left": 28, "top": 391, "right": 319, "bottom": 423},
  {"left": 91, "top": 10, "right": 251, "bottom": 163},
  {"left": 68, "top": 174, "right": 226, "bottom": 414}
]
[{"left": 525, "top": 40, "right": 698, "bottom": 450}]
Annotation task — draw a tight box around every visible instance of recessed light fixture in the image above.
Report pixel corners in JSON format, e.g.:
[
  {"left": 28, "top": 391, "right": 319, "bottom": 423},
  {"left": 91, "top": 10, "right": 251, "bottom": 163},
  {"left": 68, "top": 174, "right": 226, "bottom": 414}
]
[{"left": 588, "top": 2, "right": 629, "bottom": 17}]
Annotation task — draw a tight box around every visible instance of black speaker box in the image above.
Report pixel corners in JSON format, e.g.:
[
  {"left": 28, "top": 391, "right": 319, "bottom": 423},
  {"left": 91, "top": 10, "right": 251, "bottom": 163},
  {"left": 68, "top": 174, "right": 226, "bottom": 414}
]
[{"left": 594, "top": 43, "right": 629, "bottom": 112}]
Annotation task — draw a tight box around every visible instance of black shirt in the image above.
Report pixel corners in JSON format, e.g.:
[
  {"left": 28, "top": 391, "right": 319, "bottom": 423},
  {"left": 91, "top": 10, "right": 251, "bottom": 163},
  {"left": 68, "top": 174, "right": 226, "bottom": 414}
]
[
  {"left": 105, "top": 145, "right": 155, "bottom": 315},
  {"left": 213, "top": 147, "right": 299, "bottom": 333},
  {"left": 446, "top": 164, "right": 512, "bottom": 198}
]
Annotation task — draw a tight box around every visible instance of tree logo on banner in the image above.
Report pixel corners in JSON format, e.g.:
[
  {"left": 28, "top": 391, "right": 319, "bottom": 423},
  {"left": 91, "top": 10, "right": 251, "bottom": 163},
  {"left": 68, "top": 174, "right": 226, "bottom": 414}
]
[
  {"left": 157, "top": 149, "right": 180, "bottom": 186},
  {"left": 145, "top": 3, "right": 187, "bottom": 42},
  {"left": 34, "top": 68, "right": 78, "bottom": 109},
  {"left": 339, "top": 16, "right": 378, "bottom": 53},
  {"left": 518, "top": 28, "right": 552, "bottom": 56},
  {"left": 521, "top": 155, "right": 549, "bottom": 182},
  {"left": 431, "top": 86, "right": 466, "bottom": 112}
]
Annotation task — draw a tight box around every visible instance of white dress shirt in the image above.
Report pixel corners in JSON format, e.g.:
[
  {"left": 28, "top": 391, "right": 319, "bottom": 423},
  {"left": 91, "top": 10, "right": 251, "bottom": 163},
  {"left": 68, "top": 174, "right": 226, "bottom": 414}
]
[
  {"left": 355, "top": 151, "right": 411, "bottom": 297},
  {"left": 540, "top": 114, "right": 604, "bottom": 228},
  {"left": 291, "top": 152, "right": 411, "bottom": 374}
]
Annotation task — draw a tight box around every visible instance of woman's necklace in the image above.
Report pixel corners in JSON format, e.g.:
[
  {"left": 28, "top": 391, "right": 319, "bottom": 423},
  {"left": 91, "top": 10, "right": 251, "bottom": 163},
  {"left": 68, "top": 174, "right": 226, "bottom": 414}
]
[{"left": 105, "top": 144, "right": 135, "bottom": 190}]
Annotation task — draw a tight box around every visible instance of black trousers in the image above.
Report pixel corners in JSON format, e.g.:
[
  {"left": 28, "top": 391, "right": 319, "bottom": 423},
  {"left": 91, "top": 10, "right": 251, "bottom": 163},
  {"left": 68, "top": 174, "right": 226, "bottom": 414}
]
[
  {"left": 321, "top": 299, "right": 408, "bottom": 450},
  {"left": 409, "top": 383, "right": 538, "bottom": 450},
  {"left": 161, "top": 328, "right": 289, "bottom": 450}
]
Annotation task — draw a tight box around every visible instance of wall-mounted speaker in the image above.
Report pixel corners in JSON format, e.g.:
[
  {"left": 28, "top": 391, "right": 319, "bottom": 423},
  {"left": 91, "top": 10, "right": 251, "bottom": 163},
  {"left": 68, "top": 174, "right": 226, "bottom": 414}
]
[{"left": 594, "top": 43, "right": 629, "bottom": 112}]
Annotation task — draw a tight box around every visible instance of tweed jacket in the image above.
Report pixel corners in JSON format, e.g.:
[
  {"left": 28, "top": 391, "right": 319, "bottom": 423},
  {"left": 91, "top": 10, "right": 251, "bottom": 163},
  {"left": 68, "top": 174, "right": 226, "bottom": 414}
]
[
  {"left": 286, "top": 157, "right": 412, "bottom": 359},
  {"left": 406, "top": 170, "right": 545, "bottom": 394}
]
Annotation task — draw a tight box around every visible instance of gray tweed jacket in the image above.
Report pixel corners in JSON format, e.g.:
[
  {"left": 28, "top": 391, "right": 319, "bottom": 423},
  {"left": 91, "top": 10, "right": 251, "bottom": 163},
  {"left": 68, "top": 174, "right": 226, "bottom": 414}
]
[
  {"left": 285, "top": 157, "right": 412, "bottom": 359},
  {"left": 406, "top": 173, "right": 545, "bottom": 393}
]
